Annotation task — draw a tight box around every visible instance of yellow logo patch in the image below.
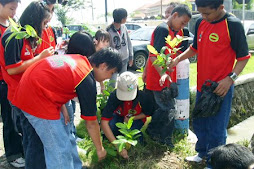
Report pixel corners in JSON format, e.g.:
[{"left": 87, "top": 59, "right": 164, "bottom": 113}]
[
  {"left": 209, "top": 33, "right": 219, "bottom": 42},
  {"left": 50, "top": 36, "right": 54, "bottom": 42}
]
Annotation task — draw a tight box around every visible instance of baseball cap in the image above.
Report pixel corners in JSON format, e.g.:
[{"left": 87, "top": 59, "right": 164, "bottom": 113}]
[{"left": 116, "top": 71, "right": 137, "bottom": 101}]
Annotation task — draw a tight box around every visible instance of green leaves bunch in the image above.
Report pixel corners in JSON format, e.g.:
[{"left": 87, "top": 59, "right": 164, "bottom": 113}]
[
  {"left": 112, "top": 117, "right": 141, "bottom": 152},
  {"left": 5, "top": 18, "right": 41, "bottom": 49},
  {"left": 147, "top": 35, "right": 186, "bottom": 74}
]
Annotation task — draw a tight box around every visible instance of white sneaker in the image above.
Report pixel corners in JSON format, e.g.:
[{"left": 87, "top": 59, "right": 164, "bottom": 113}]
[
  {"left": 77, "top": 146, "right": 87, "bottom": 155},
  {"left": 76, "top": 137, "right": 84, "bottom": 143},
  {"left": 185, "top": 154, "right": 203, "bottom": 163},
  {"left": 9, "top": 157, "right": 25, "bottom": 168}
]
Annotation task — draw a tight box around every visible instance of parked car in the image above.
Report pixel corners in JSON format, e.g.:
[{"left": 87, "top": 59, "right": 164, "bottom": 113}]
[
  {"left": 244, "top": 21, "right": 254, "bottom": 50},
  {"left": 129, "top": 26, "right": 195, "bottom": 70},
  {"left": 66, "top": 24, "right": 97, "bottom": 37},
  {"left": 130, "top": 26, "right": 155, "bottom": 70},
  {"left": 126, "top": 23, "right": 146, "bottom": 34}
]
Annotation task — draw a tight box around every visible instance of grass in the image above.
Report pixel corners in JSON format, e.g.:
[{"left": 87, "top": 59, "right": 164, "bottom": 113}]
[{"left": 189, "top": 55, "right": 254, "bottom": 87}]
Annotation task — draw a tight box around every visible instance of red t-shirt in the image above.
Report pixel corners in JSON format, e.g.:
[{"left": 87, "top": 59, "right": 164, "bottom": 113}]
[
  {"left": 13, "top": 54, "right": 93, "bottom": 120},
  {"left": 0, "top": 30, "right": 34, "bottom": 102},
  {"left": 34, "top": 26, "right": 56, "bottom": 55},
  {"left": 191, "top": 14, "right": 250, "bottom": 91},
  {"left": 0, "top": 24, "right": 7, "bottom": 81},
  {"left": 146, "top": 22, "right": 186, "bottom": 91}
]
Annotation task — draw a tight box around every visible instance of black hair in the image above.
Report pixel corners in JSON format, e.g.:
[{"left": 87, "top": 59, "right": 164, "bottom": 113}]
[
  {"left": 94, "top": 29, "right": 110, "bottom": 42},
  {"left": 195, "top": 0, "right": 224, "bottom": 9},
  {"left": 66, "top": 31, "right": 96, "bottom": 57},
  {"left": 19, "top": 1, "right": 50, "bottom": 48},
  {"left": 0, "top": 0, "right": 20, "bottom": 6},
  {"left": 43, "top": 0, "right": 67, "bottom": 5},
  {"left": 210, "top": 143, "right": 254, "bottom": 169},
  {"left": 113, "top": 8, "right": 127, "bottom": 23},
  {"left": 171, "top": 4, "right": 192, "bottom": 19},
  {"left": 169, "top": 2, "right": 180, "bottom": 8},
  {"left": 89, "top": 47, "right": 122, "bottom": 72}
]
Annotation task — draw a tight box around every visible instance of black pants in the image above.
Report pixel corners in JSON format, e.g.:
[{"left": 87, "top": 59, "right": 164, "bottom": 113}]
[{"left": 0, "top": 80, "right": 23, "bottom": 162}]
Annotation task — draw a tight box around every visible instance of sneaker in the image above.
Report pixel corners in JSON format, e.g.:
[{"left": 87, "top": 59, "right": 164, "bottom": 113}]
[
  {"left": 77, "top": 146, "right": 87, "bottom": 155},
  {"left": 9, "top": 157, "right": 25, "bottom": 168},
  {"left": 76, "top": 137, "right": 84, "bottom": 143},
  {"left": 185, "top": 154, "right": 203, "bottom": 163}
]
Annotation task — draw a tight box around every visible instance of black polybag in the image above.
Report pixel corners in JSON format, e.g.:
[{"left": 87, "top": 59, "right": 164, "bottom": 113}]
[{"left": 193, "top": 80, "right": 224, "bottom": 118}]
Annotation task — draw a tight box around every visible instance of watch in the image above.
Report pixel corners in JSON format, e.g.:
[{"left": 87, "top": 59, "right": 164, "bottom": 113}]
[{"left": 228, "top": 72, "right": 238, "bottom": 81}]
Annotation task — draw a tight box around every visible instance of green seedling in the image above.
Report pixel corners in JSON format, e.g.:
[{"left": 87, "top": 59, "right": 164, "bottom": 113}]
[{"left": 112, "top": 117, "right": 141, "bottom": 152}]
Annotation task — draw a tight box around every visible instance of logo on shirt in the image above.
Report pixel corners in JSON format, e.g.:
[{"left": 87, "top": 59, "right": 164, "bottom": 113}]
[
  {"left": 47, "top": 55, "right": 76, "bottom": 69},
  {"left": 209, "top": 33, "right": 219, "bottom": 42},
  {"left": 50, "top": 36, "right": 54, "bottom": 42},
  {"left": 24, "top": 46, "right": 31, "bottom": 56}
]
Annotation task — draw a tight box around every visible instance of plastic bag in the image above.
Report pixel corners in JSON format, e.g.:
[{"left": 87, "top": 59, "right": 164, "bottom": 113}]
[{"left": 193, "top": 80, "right": 224, "bottom": 118}]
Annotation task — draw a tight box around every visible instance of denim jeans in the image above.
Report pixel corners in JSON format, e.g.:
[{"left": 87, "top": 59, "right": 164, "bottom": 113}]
[
  {"left": 109, "top": 58, "right": 128, "bottom": 88},
  {"left": 0, "top": 81, "right": 23, "bottom": 162},
  {"left": 65, "top": 100, "right": 76, "bottom": 137},
  {"left": 193, "top": 85, "right": 234, "bottom": 160},
  {"left": 10, "top": 105, "right": 46, "bottom": 169},
  {"left": 23, "top": 111, "right": 82, "bottom": 169},
  {"left": 109, "top": 113, "right": 144, "bottom": 142}
]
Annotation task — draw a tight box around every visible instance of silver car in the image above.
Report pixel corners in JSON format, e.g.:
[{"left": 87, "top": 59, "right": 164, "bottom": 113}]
[{"left": 244, "top": 21, "right": 254, "bottom": 50}]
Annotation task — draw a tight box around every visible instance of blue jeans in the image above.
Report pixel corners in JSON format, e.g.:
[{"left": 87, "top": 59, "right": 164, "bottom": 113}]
[
  {"left": 0, "top": 81, "right": 23, "bottom": 162},
  {"left": 23, "top": 111, "right": 82, "bottom": 169},
  {"left": 10, "top": 105, "right": 46, "bottom": 169},
  {"left": 110, "top": 58, "right": 128, "bottom": 88},
  {"left": 65, "top": 100, "right": 76, "bottom": 137},
  {"left": 109, "top": 113, "right": 144, "bottom": 142},
  {"left": 193, "top": 85, "right": 234, "bottom": 160}
]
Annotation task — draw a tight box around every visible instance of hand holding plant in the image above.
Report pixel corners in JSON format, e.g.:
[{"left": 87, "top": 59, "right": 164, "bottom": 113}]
[{"left": 112, "top": 117, "right": 141, "bottom": 153}]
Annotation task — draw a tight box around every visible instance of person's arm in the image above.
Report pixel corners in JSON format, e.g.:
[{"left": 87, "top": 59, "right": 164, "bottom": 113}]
[
  {"left": 76, "top": 73, "right": 106, "bottom": 161},
  {"left": 124, "top": 113, "right": 146, "bottom": 123},
  {"left": 126, "top": 26, "right": 133, "bottom": 66},
  {"left": 101, "top": 120, "right": 129, "bottom": 159},
  {"left": 6, "top": 47, "right": 54, "bottom": 75},
  {"left": 61, "top": 104, "right": 70, "bottom": 125},
  {"left": 214, "top": 16, "right": 250, "bottom": 97}
]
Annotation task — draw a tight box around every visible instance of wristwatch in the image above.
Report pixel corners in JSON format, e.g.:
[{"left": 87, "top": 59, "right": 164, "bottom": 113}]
[{"left": 228, "top": 72, "right": 238, "bottom": 81}]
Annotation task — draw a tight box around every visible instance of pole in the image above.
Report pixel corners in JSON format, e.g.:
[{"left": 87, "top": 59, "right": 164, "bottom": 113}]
[
  {"left": 242, "top": 0, "right": 245, "bottom": 27},
  {"left": 91, "top": 0, "right": 94, "bottom": 21},
  {"left": 161, "top": 0, "right": 162, "bottom": 17},
  {"left": 105, "top": 0, "right": 108, "bottom": 23}
]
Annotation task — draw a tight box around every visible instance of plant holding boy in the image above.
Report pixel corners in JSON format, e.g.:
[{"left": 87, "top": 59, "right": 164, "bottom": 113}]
[{"left": 143, "top": 4, "right": 191, "bottom": 147}]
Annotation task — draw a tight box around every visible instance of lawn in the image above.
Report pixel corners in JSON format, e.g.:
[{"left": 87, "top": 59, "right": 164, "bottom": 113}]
[{"left": 189, "top": 55, "right": 254, "bottom": 87}]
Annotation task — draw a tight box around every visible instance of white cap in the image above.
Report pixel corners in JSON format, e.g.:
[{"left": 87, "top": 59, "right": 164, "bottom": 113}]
[{"left": 116, "top": 71, "right": 137, "bottom": 101}]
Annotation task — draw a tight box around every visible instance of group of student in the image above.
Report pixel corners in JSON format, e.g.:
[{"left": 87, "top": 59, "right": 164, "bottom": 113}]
[{"left": 0, "top": 0, "right": 254, "bottom": 169}]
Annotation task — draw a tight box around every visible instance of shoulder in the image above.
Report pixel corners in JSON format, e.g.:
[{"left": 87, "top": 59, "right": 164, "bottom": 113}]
[
  {"left": 106, "top": 23, "right": 114, "bottom": 32},
  {"left": 154, "top": 22, "right": 169, "bottom": 34}
]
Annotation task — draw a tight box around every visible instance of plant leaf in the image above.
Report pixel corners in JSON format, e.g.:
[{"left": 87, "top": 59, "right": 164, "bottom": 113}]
[
  {"left": 105, "top": 147, "right": 117, "bottom": 156},
  {"left": 147, "top": 45, "right": 158, "bottom": 55},
  {"left": 15, "top": 32, "right": 27, "bottom": 39},
  {"left": 127, "top": 117, "right": 134, "bottom": 129},
  {"left": 115, "top": 122, "right": 127, "bottom": 129},
  {"left": 25, "top": 25, "right": 37, "bottom": 37},
  {"left": 118, "top": 143, "right": 125, "bottom": 152},
  {"left": 129, "top": 129, "right": 141, "bottom": 136},
  {"left": 126, "top": 139, "right": 138, "bottom": 146}
]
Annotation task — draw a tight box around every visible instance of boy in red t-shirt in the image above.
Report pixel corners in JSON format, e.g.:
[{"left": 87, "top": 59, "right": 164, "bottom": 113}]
[
  {"left": 170, "top": 0, "right": 250, "bottom": 168},
  {"left": 101, "top": 71, "right": 154, "bottom": 159},
  {"left": 0, "top": 0, "right": 24, "bottom": 167},
  {"left": 143, "top": 4, "right": 191, "bottom": 146}
]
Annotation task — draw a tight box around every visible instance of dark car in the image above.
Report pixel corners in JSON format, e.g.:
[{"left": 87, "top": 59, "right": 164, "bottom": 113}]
[
  {"left": 130, "top": 26, "right": 195, "bottom": 70},
  {"left": 130, "top": 26, "right": 155, "bottom": 70}
]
